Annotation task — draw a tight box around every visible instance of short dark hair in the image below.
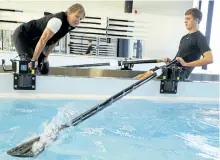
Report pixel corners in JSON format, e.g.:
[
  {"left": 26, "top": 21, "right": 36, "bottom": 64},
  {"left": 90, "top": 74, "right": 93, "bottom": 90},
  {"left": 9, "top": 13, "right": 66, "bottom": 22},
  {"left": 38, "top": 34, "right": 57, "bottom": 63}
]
[
  {"left": 67, "top": 3, "right": 85, "bottom": 19},
  {"left": 185, "top": 8, "right": 202, "bottom": 23}
]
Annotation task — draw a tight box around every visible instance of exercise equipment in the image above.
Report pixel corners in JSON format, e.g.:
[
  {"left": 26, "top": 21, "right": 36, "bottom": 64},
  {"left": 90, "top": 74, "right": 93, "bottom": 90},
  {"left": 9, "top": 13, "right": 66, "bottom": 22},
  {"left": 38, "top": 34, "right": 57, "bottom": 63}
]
[{"left": 1, "top": 55, "right": 36, "bottom": 90}]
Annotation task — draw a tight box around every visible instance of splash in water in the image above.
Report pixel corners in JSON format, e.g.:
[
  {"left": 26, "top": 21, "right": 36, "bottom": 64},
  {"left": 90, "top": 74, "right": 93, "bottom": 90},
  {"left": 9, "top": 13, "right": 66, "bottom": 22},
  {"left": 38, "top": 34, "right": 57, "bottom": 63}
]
[{"left": 31, "top": 102, "right": 82, "bottom": 155}]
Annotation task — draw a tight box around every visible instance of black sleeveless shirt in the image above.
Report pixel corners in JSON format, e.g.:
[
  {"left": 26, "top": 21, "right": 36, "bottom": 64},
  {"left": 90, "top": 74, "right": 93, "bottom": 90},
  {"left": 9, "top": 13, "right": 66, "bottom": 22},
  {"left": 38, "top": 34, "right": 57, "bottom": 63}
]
[{"left": 22, "top": 12, "right": 75, "bottom": 46}]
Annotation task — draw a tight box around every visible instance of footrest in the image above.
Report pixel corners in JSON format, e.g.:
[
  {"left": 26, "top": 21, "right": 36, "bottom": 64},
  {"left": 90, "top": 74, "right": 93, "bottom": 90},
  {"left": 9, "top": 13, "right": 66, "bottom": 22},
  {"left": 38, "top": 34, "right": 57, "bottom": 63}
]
[{"left": 14, "top": 73, "right": 36, "bottom": 90}]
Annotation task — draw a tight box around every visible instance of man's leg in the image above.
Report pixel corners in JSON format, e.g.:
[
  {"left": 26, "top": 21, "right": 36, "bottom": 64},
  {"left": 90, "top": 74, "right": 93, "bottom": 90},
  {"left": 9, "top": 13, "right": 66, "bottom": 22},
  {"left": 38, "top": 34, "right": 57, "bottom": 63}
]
[{"left": 179, "top": 67, "right": 192, "bottom": 81}]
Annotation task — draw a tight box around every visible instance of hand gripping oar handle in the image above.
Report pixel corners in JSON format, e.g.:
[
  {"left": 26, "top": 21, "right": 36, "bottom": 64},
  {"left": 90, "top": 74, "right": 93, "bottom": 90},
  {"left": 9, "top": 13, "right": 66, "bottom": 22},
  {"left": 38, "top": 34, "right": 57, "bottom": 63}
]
[{"left": 7, "top": 60, "right": 177, "bottom": 157}]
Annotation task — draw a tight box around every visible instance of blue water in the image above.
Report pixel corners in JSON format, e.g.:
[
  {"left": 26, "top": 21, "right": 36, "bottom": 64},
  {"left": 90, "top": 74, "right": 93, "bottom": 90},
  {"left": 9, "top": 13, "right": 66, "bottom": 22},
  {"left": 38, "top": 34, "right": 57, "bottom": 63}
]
[{"left": 0, "top": 98, "right": 219, "bottom": 160}]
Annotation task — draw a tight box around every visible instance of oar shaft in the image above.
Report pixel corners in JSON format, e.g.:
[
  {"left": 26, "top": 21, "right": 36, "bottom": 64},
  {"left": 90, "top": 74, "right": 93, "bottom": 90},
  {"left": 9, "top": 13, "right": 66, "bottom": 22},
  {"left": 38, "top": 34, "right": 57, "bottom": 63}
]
[
  {"left": 61, "top": 63, "right": 110, "bottom": 68},
  {"left": 62, "top": 60, "right": 178, "bottom": 130},
  {"left": 0, "top": 8, "right": 23, "bottom": 12},
  {"left": 59, "top": 72, "right": 157, "bottom": 131},
  {"left": 121, "top": 59, "right": 158, "bottom": 65},
  {"left": 68, "top": 72, "right": 158, "bottom": 128},
  {"left": 0, "top": 20, "right": 23, "bottom": 23}
]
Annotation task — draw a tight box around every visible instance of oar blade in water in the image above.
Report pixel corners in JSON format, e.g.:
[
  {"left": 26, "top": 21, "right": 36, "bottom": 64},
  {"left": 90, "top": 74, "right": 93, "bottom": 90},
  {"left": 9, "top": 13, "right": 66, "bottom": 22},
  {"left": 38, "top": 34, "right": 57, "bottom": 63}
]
[{"left": 7, "top": 136, "right": 42, "bottom": 157}]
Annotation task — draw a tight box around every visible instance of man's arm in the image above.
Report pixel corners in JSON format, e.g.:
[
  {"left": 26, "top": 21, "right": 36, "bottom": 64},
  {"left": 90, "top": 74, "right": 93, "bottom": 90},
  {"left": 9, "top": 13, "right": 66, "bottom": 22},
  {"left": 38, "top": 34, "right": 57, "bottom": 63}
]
[
  {"left": 184, "top": 51, "right": 213, "bottom": 67},
  {"left": 156, "top": 57, "right": 171, "bottom": 64},
  {"left": 176, "top": 33, "right": 213, "bottom": 67}
]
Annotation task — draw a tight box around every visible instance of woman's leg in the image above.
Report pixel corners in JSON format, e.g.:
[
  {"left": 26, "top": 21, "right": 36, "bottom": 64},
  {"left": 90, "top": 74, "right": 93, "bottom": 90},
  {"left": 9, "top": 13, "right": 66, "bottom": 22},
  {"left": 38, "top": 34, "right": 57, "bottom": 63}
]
[
  {"left": 37, "top": 53, "right": 49, "bottom": 75},
  {"left": 12, "top": 25, "right": 34, "bottom": 60}
]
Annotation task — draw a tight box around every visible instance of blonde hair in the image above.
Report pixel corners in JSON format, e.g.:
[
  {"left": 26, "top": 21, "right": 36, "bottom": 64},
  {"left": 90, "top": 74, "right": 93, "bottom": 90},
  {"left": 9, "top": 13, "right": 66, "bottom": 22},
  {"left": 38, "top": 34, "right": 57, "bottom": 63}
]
[{"left": 67, "top": 3, "right": 85, "bottom": 19}]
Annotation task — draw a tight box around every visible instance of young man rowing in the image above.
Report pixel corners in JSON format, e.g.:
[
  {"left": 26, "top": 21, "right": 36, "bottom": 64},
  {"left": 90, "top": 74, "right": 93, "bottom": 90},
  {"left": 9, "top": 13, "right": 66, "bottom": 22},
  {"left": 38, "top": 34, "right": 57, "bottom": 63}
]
[{"left": 136, "top": 8, "right": 213, "bottom": 80}]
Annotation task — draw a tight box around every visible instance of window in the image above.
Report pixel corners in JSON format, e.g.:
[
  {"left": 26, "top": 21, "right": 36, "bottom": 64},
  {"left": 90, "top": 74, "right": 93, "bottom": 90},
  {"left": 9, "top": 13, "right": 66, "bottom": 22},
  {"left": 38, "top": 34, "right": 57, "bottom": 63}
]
[
  {"left": 193, "top": 0, "right": 219, "bottom": 74},
  {"left": 199, "top": 0, "right": 209, "bottom": 35},
  {"left": 209, "top": 0, "right": 220, "bottom": 74}
]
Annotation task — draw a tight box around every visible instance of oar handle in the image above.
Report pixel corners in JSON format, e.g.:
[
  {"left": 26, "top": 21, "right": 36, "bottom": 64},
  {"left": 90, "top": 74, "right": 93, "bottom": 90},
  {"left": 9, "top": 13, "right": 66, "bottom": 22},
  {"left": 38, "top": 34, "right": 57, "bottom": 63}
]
[
  {"left": 118, "top": 59, "right": 157, "bottom": 66},
  {"left": 118, "top": 58, "right": 173, "bottom": 66}
]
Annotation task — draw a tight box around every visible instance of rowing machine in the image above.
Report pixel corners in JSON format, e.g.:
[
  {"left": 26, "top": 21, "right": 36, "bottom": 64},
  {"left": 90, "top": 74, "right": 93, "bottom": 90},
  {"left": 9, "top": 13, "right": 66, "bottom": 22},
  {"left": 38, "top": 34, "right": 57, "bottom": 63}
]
[{"left": 159, "top": 65, "right": 181, "bottom": 94}]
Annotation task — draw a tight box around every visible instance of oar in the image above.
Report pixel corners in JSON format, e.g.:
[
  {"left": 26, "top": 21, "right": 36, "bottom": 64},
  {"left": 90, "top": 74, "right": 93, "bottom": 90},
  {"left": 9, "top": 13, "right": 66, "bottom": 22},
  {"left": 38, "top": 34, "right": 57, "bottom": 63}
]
[
  {"left": 7, "top": 60, "right": 177, "bottom": 157},
  {"left": 60, "top": 62, "right": 110, "bottom": 68},
  {"left": 118, "top": 58, "right": 171, "bottom": 66},
  {"left": 0, "top": 20, "right": 24, "bottom": 24},
  {"left": 59, "top": 59, "right": 159, "bottom": 68},
  {"left": 118, "top": 58, "right": 170, "bottom": 70},
  {"left": 0, "top": 8, "right": 23, "bottom": 12}
]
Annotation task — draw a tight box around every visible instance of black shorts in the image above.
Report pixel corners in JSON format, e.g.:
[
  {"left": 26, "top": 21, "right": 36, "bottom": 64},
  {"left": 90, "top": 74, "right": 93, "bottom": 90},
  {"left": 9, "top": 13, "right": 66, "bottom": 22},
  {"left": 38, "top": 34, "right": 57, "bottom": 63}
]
[
  {"left": 170, "top": 65, "right": 192, "bottom": 80},
  {"left": 179, "top": 67, "right": 191, "bottom": 80},
  {"left": 12, "top": 25, "right": 45, "bottom": 62}
]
